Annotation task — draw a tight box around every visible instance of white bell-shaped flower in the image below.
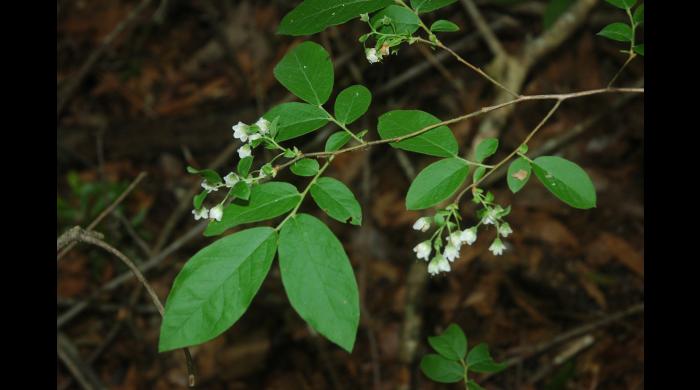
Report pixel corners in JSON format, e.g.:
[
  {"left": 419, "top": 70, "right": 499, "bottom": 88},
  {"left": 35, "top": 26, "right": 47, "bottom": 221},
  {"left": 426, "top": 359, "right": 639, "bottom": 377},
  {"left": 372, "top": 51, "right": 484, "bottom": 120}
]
[
  {"left": 232, "top": 122, "right": 250, "bottom": 142},
  {"left": 201, "top": 181, "right": 219, "bottom": 193},
  {"left": 498, "top": 223, "right": 512, "bottom": 237},
  {"left": 449, "top": 231, "right": 463, "bottom": 248},
  {"left": 238, "top": 144, "right": 252, "bottom": 159},
  {"left": 412, "top": 217, "right": 431, "bottom": 232},
  {"left": 413, "top": 241, "right": 432, "bottom": 261},
  {"left": 366, "top": 48, "right": 380, "bottom": 64},
  {"left": 192, "top": 207, "right": 209, "bottom": 221},
  {"left": 209, "top": 204, "right": 224, "bottom": 222},
  {"left": 224, "top": 172, "right": 239, "bottom": 188},
  {"left": 489, "top": 237, "right": 506, "bottom": 256},
  {"left": 443, "top": 243, "right": 460, "bottom": 262},
  {"left": 460, "top": 227, "right": 477, "bottom": 245},
  {"left": 255, "top": 118, "right": 271, "bottom": 135}
]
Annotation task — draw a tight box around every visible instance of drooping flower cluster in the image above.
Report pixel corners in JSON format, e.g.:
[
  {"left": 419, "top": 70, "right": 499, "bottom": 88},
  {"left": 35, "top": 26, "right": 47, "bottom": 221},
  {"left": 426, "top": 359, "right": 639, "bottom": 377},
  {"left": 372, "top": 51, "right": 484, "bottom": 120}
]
[
  {"left": 232, "top": 117, "right": 272, "bottom": 159},
  {"left": 189, "top": 116, "right": 290, "bottom": 223},
  {"left": 411, "top": 193, "right": 514, "bottom": 276}
]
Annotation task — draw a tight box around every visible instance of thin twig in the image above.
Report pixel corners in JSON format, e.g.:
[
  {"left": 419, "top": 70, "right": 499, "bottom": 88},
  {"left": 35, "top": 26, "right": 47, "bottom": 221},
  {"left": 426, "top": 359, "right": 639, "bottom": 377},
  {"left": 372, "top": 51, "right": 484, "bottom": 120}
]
[
  {"left": 455, "top": 99, "right": 563, "bottom": 203},
  {"left": 460, "top": 0, "right": 506, "bottom": 58},
  {"left": 59, "top": 227, "right": 197, "bottom": 387},
  {"left": 57, "top": 171, "right": 148, "bottom": 261},
  {"left": 57, "top": 220, "right": 207, "bottom": 328}
]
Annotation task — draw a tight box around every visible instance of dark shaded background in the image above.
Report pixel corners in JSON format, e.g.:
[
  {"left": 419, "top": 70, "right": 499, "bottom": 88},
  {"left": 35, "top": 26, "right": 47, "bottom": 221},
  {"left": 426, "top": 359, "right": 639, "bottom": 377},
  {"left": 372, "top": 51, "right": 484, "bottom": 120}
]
[{"left": 57, "top": 0, "right": 643, "bottom": 388}]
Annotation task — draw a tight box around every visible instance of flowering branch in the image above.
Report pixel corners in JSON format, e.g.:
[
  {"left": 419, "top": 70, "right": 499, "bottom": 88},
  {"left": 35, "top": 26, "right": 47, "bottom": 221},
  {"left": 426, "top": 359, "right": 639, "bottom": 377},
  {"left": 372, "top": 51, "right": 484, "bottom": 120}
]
[{"left": 272, "top": 87, "right": 643, "bottom": 174}]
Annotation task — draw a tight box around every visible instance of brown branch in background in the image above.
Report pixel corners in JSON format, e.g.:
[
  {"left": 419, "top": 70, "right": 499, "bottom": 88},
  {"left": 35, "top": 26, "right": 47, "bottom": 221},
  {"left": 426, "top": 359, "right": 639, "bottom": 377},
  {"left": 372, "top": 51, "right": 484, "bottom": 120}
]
[
  {"left": 482, "top": 303, "right": 644, "bottom": 382},
  {"left": 57, "top": 226, "right": 197, "bottom": 387},
  {"left": 57, "top": 171, "right": 148, "bottom": 261},
  {"left": 58, "top": 332, "right": 107, "bottom": 390},
  {"left": 466, "top": 0, "right": 599, "bottom": 160},
  {"left": 460, "top": 0, "right": 507, "bottom": 58},
  {"left": 57, "top": 0, "right": 156, "bottom": 118},
  {"left": 57, "top": 220, "right": 207, "bottom": 328}
]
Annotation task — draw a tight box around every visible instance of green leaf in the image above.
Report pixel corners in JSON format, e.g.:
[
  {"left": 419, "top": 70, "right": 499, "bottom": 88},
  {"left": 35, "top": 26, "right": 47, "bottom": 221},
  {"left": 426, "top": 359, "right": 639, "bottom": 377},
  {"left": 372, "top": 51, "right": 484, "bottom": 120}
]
[
  {"left": 204, "top": 182, "right": 301, "bottom": 236},
  {"left": 597, "top": 22, "right": 633, "bottom": 42},
  {"left": 159, "top": 227, "right": 277, "bottom": 351},
  {"left": 229, "top": 181, "right": 251, "bottom": 201},
  {"left": 334, "top": 85, "right": 372, "bottom": 125},
  {"left": 278, "top": 0, "right": 393, "bottom": 36},
  {"left": 291, "top": 158, "right": 320, "bottom": 177},
  {"left": 604, "top": 0, "right": 636, "bottom": 9},
  {"left": 543, "top": 0, "right": 574, "bottom": 29},
  {"left": 411, "top": 0, "right": 458, "bottom": 14},
  {"left": 532, "top": 156, "right": 596, "bottom": 209},
  {"left": 467, "top": 380, "right": 486, "bottom": 390},
  {"left": 419, "top": 354, "right": 464, "bottom": 383},
  {"left": 406, "top": 158, "right": 469, "bottom": 210},
  {"left": 325, "top": 131, "right": 352, "bottom": 152},
  {"left": 475, "top": 138, "right": 499, "bottom": 162},
  {"left": 264, "top": 102, "right": 330, "bottom": 142},
  {"left": 278, "top": 213, "right": 360, "bottom": 352},
  {"left": 273, "top": 42, "right": 334, "bottom": 105},
  {"left": 237, "top": 157, "right": 253, "bottom": 177},
  {"left": 370, "top": 5, "right": 420, "bottom": 35},
  {"left": 310, "top": 177, "right": 362, "bottom": 225},
  {"left": 633, "top": 44, "right": 644, "bottom": 56},
  {"left": 377, "top": 110, "right": 458, "bottom": 157},
  {"left": 430, "top": 20, "right": 460, "bottom": 32},
  {"left": 193, "top": 191, "right": 208, "bottom": 210},
  {"left": 473, "top": 166, "right": 486, "bottom": 183},
  {"left": 633, "top": 4, "right": 644, "bottom": 25},
  {"left": 187, "top": 166, "right": 222, "bottom": 185},
  {"left": 507, "top": 157, "right": 532, "bottom": 193},
  {"left": 467, "top": 343, "right": 507, "bottom": 373},
  {"left": 428, "top": 324, "right": 467, "bottom": 361}
]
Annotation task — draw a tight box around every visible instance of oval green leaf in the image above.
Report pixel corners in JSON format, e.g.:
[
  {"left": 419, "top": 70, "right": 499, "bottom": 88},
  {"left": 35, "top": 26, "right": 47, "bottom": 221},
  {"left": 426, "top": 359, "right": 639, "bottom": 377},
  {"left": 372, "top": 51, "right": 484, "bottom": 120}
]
[
  {"left": 193, "top": 190, "right": 208, "bottom": 210},
  {"left": 370, "top": 5, "right": 420, "bottom": 34},
  {"left": 325, "top": 131, "right": 352, "bottom": 152},
  {"left": 475, "top": 138, "right": 499, "bottom": 162},
  {"left": 420, "top": 354, "right": 464, "bottom": 383},
  {"left": 467, "top": 343, "right": 507, "bottom": 373},
  {"left": 278, "top": 213, "right": 360, "bottom": 352},
  {"left": 506, "top": 157, "right": 532, "bottom": 193},
  {"left": 377, "top": 110, "right": 458, "bottom": 157},
  {"left": 532, "top": 156, "right": 596, "bottom": 209},
  {"left": 597, "top": 22, "right": 633, "bottom": 42},
  {"left": 633, "top": 4, "right": 644, "bottom": 25},
  {"left": 406, "top": 158, "right": 469, "bottom": 210},
  {"left": 237, "top": 157, "right": 253, "bottom": 177},
  {"left": 605, "top": 0, "right": 636, "bottom": 9},
  {"left": 278, "top": 0, "right": 393, "bottom": 36},
  {"left": 291, "top": 158, "right": 320, "bottom": 177},
  {"left": 428, "top": 324, "right": 467, "bottom": 360},
  {"left": 263, "top": 102, "right": 329, "bottom": 142},
  {"left": 310, "top": 177, "right": 362, "bottom": 225},
  {"left": 187, "top": 166, "right": 222, "bottom": 185},
  {"left": 273, "top": 42, "right": 334, "bottom": 105},
  {"left": 159, "top": 227, "right": 277, "bottom": 352},
  {"left": 334, "top": 85, "right": 371, "bottom": 125},
  {"left": 204, "top": 182, "right": 301, "bottom": 236},
  {"left": 430, "top": 19, "right": 460, "bottom": 32},
  {"left": 411, "top": 0, "right": 457, "bottom": 14}
]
